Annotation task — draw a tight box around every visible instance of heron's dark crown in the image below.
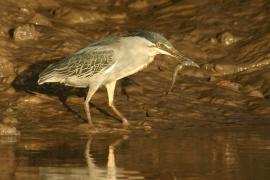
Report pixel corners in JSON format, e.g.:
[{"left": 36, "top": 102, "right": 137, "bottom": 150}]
[{"left": 125, "top": 31, "right": 173, "bottom": 47}]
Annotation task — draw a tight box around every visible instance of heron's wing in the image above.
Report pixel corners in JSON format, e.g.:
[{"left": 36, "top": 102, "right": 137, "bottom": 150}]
[{"left": 40, "top": 48, "right": 115, "bottom": 79}]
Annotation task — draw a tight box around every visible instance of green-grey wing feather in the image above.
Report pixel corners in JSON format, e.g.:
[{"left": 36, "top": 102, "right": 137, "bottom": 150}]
[{"left": 40, "top": 49, "right": 114, "bottom": 80}]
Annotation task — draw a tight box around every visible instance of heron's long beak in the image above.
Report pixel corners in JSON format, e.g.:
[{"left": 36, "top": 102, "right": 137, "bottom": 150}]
[{"left": 167, "top": 47, "right": 200, "bottom": 68}]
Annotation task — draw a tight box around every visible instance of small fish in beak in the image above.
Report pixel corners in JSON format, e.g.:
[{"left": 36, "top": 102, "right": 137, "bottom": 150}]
[{"left": 166, "top": 48, "right": 200, "bottom": 93}]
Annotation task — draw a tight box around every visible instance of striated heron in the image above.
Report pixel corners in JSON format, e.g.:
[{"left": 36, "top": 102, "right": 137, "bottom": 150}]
[{"left": 38, "top": 31, "right": 199, "bottom": 127}]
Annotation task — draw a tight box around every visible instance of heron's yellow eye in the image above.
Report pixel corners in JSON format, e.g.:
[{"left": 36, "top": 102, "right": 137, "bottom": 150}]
[{"left": 156, "top": 42, "right": 163, "bottom": 48}]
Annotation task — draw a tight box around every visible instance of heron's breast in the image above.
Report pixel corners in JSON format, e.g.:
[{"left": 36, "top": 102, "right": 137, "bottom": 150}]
[{"left": 106, "top": 55, "right": 155, "bottom": 82}]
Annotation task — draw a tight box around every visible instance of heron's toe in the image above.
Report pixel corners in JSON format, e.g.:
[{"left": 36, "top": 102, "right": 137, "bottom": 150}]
[{"left": 165, "top": 88, "right": 175, "bottom": 95}]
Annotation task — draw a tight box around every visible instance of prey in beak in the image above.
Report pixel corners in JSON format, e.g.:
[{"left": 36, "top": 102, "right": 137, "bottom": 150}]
[{"left": 155, "top": 43, "right": 200, "bottom": 93}]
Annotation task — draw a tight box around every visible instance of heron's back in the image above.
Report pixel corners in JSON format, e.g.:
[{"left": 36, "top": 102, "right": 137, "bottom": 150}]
[{"left": 38, "top": 48, "right": 116, "bottom": 87}]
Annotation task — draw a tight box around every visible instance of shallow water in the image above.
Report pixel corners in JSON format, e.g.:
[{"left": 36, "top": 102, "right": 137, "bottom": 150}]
[
  {"left": 1, "top": 125, "right": 270, "bottom": 180},
  {"left": 1, "top": 0, "right": 270, "bottom": 179}
]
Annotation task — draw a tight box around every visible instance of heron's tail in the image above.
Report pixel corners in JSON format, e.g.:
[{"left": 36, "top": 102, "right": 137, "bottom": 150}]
[
  {"left": 38, "top": 73, "right": 62, "bottom": 85},
  {"left": 38, "top": 62, "right": 63, "bottom": 85},
  {"left": 37, "top": 76, "right": 46, "bottom": 85}
]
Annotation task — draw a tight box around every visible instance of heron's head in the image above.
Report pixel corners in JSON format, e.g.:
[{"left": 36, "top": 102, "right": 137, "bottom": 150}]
[{"left": 127, "top": 31, "right": 199, "bottom": 68}]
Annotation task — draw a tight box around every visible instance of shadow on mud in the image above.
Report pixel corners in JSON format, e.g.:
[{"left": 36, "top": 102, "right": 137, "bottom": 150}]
[{"left": 11, "top": 59, "right": 88, "bottom": 122}]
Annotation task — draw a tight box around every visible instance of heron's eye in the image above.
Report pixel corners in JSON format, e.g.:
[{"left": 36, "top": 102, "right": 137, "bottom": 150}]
[{"left": 156, "top": 42, "right": 163, "bottom": 48}]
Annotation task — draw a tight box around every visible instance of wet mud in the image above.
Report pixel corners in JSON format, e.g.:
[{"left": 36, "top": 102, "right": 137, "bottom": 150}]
[{"left": 1, "top": 0, "right": 270, "bottom": 179}]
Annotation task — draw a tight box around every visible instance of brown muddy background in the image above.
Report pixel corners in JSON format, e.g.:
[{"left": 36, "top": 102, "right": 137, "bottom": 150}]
[{"left": 1, "top": 0, "right": 270, "bottom": 179}]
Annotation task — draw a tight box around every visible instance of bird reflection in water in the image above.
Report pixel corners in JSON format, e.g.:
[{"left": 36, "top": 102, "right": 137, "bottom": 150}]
[
  {"left": 85, "top": 135, "right": 144, "bottom": 180},
  {"left": 0, "top": 135, "right": 144, "bottom": 180}
]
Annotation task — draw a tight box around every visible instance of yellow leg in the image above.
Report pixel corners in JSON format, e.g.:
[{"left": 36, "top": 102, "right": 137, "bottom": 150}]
[
  {"left": 106, "top": 81, "right": 129, "bottom": 126},
  {"left": 84, "top": 85, "right": 100, "bottom": 127}
]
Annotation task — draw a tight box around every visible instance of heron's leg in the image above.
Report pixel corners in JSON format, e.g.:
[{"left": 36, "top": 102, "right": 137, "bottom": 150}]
[
  {"left": 168, "top": 64, "right": 184, "bottom": 93},
  {"left": 106, "top": 81, "right": 130, "bottom": 126},
  {"left": 84, "top": 86, "right": 100, "bottom": 127}
]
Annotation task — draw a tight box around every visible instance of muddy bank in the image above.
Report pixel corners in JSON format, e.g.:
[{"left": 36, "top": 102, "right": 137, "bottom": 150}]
[
  {"left": 1, "top": 0, "right": 270, "bottom": 124},
  {"left": 1, "top": 0, "right": 270, "bottom": 179}
]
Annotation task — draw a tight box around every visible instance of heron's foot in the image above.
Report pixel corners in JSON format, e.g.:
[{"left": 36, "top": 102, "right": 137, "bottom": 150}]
[
  {"left": 109, "top": 104, "right": 130, "bottom": 127},
  {"left": 122, "top": 118, "right": 130, "bottom": 127},
  {"left": 165, "top": 88, "right": 174, "bottom": 95},
  {"left": 87, "top": 122, "right": 94, "bottom": 128}
]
